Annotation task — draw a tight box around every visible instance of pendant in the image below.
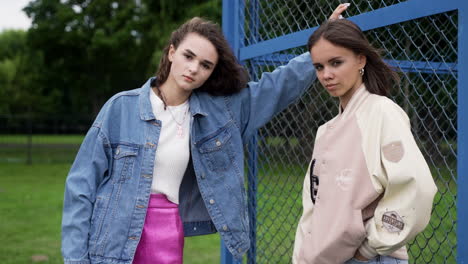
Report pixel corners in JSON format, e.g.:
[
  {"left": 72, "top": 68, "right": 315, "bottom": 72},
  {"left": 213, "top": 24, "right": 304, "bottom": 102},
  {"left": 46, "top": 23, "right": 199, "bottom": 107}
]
[{"left": 177, "top": 125, "right": 184, "bottom": 138}]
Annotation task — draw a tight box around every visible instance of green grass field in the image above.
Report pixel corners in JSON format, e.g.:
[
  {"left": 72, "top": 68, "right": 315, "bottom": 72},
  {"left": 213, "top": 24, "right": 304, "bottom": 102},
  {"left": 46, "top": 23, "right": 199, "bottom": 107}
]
[{"left": 0, "top": 163, "right": 220, "bottom": 264}]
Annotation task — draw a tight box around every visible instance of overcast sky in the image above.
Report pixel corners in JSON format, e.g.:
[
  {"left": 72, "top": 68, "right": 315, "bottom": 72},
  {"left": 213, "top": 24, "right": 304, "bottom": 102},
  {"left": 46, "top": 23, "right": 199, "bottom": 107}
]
[{"left": 0, "top": 0, "right": 32, "bottom": 32}]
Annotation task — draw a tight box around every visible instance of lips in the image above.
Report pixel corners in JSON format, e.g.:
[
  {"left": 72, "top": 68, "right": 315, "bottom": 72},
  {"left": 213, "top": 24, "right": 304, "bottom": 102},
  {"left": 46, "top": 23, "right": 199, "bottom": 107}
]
[
  {"left": 183, "top": 75, "right": 195, "bottom": 83},
  {"left": 325, "top": 83, "right": 338, "bottom": 90}
]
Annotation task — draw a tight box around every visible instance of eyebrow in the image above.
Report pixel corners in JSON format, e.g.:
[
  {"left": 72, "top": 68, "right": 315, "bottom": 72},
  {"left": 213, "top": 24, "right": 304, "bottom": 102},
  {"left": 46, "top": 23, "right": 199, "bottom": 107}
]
[
  {"left": 313, "top": 56, "right": 343, "bottom": 67},
  {"left": 184, "top": 49, "right": 215, "bottom": 66}
]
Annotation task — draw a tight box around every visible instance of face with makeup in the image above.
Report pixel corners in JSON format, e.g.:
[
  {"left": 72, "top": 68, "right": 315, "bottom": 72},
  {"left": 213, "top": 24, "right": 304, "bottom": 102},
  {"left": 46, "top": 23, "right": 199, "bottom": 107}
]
[
  {"left": 167, "top": 33, "right": 219, "bottom": 93},
  {"left": 310, "top": 37, "right": 366, "bottom": 108}
]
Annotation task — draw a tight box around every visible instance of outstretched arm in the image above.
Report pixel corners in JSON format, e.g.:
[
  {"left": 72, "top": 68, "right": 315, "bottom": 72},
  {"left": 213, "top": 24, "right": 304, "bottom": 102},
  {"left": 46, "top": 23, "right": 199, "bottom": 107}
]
[{"left": 238, "top": 4, "right": 349, "bottom": 141}]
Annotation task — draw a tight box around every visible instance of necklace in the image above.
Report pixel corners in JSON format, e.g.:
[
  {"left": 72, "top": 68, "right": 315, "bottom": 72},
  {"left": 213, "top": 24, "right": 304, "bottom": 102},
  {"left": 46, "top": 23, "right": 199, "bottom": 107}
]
[
  {"left": 167, "top": 104, "right": 189, "bottom": 138},
  {"left": 158, "top": 88, "right": 190, "bottom": 138}
]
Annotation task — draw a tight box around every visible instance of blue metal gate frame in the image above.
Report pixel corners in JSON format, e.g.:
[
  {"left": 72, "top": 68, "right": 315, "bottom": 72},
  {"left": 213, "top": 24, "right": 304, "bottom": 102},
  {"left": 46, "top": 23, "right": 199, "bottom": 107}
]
[
  {"left": 221, "top": 0, "right": 467, "bottom": 263},
  {"left": 458, "top": 1, "right": 468, "bottom": 263}
]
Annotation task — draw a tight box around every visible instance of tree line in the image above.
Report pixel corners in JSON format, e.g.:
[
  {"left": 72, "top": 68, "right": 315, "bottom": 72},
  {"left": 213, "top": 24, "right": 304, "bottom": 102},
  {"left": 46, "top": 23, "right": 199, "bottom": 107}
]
[
  {"left": 0, "top": 0, "right": 221, "bottom": 120},
  {"left": 1, "top": 0, "right": 457, "bottom": 150}
]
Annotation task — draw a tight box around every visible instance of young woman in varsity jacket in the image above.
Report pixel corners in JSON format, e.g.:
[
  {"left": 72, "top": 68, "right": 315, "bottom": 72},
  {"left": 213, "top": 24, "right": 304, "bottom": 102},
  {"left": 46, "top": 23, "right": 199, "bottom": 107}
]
[{"left": 293, "top": 19, "right": 437, "bottom": 264}]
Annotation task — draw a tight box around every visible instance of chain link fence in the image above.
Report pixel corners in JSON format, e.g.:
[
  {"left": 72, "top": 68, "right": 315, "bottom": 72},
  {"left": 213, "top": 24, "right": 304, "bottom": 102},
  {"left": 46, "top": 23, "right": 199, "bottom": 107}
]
[{"left": 237, "top": 1, "right": 458, "bottom": 263}]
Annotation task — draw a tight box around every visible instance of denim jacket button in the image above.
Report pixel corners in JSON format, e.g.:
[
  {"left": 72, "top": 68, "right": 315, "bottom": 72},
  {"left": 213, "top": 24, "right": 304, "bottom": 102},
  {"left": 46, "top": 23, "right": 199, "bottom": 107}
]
[
  {"left": 116, "top": 148, "right": 120, "bottom": 155},
  {"left": 215, "top": 140, "right": 221, "bottom": 147},
  {"left": 201, "top": 173, "right": 206, "bottom": 179},
  {"left": 209, "top": 199, "right": 215, "bottom": 204},
  {"left": 223, "top": 225, "right": 228, "bottom": 231}
]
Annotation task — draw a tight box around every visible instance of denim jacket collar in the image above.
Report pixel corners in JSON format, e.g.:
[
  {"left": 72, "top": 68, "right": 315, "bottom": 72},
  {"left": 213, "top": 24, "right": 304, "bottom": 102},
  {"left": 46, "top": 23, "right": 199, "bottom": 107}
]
[
  {"left": 189, "top": 91, "right": 208, "bottom": 117},
  {"left": 139, "top": 77, "right": 208, "bottom": 121}
]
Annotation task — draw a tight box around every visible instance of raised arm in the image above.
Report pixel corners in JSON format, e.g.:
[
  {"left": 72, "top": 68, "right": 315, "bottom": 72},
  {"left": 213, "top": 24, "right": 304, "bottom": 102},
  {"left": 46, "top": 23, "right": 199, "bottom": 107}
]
[
  {"left": 237, "top": 52, "right": 315, "bottom": 140},
  {"left": 236, "top": 4, "right": 349, "bottom": 141}
]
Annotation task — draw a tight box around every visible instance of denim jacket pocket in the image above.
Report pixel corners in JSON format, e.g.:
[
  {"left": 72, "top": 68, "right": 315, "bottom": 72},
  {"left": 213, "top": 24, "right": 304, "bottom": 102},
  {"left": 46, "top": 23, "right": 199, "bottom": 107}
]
[
  {"left": 198, "top": 128, "right": 233, "bottom": 172},
  {"left": 89, "top": 195, "right": 110, "bottom": 254},
  {"left": 112, "top": 144, "right": 139, "bottom": 183}
]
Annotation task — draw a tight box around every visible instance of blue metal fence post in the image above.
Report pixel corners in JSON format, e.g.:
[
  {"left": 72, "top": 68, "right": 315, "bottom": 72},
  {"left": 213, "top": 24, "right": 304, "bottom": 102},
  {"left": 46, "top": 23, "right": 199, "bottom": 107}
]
[
  {"left": 221, "top": 1, "right": 242, "bottom": 263},
  {"left": 222, "top": 0, "right": 240, "bottom": 57},
  {"left": 247, "top": 1, "right": 260, "bottom": 264},
  {"left": 457, "top": 2, "right": 468, "bottom": 263}
]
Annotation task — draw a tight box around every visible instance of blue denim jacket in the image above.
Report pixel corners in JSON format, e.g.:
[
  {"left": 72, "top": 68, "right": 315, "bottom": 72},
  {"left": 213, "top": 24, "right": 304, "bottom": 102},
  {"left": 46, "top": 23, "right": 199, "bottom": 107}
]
[{"left": 62, "top": 53, "right": 315, "bottom": 264}]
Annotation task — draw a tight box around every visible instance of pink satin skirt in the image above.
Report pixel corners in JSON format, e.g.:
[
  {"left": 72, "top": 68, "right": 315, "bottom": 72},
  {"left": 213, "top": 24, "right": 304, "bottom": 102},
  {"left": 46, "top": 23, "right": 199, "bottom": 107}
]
[{"left": 133, "top": 194, "right": 184, "bottom": 264}]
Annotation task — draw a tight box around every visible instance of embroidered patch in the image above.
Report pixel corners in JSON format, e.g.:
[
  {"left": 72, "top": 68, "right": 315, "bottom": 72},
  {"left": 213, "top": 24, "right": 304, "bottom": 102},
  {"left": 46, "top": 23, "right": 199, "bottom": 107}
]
[
  {"left": 382, "top": 211, "right": 405, "bottom": 232},
  {"left": 335, "top": 169, "right": 352, "bottom": 191},
  {"left": 382, "top": 141, "right": 405, "bottom": 163}
]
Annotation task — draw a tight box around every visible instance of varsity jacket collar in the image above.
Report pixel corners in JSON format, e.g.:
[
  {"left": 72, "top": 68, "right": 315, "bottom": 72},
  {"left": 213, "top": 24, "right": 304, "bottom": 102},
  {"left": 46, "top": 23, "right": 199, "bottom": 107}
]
[{"left": 338, "top": 84, "right": 370, "bottom": 119}]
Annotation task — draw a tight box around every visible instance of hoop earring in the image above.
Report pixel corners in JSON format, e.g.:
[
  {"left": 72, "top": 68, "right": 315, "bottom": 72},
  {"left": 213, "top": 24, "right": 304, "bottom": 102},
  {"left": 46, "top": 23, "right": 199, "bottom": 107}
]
[{"left": 359, "top": 68, "right": 365, "bottom": 76}]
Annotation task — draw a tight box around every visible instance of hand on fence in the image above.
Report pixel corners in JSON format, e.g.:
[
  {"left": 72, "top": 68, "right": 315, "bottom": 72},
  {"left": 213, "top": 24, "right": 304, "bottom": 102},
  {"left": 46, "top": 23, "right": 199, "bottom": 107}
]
[{"left": 329, "top": 3, "right": 350, "bottom": 20}]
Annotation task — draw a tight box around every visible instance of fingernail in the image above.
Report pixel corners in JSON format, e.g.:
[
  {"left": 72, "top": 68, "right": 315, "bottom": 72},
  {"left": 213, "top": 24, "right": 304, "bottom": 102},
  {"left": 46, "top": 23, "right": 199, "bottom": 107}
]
[
  {"left": 339, "top": 15, "right": 344, "bottom": 19},
  {"left": 343, "top": 3, "right": 351, "bottom": 7}
]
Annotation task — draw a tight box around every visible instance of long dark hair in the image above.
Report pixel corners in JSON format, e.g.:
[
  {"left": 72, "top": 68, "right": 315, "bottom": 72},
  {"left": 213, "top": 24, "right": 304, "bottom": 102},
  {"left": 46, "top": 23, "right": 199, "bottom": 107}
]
[
  {"left": 307, "top": 19, "right": 399, "bottom": 96},
  {"left": 152, "top": 17, "right": 248, "bottom": 96}
]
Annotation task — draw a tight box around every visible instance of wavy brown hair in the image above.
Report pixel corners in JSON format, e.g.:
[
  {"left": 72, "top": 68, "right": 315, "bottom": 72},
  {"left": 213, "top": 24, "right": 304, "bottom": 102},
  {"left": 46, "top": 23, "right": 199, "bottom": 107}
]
[
  {"left": 308, "top": 19, "right": 399, "bottom": 96},
  {"left": 151, "top": 17, "right": 248, "bottom": 96}
]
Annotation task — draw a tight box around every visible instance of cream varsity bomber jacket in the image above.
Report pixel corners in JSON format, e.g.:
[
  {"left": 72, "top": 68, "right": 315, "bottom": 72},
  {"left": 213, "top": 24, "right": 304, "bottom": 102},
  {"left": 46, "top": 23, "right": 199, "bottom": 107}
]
[{"left": 293, "top": 85, "right": 437, "bottom": 264}]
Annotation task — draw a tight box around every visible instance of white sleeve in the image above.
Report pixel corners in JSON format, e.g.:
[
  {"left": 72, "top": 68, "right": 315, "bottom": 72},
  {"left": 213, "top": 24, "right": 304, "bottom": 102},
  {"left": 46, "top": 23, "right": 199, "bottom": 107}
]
[{"left": 358, "top": 101, "right": 437, "bottom": 259}]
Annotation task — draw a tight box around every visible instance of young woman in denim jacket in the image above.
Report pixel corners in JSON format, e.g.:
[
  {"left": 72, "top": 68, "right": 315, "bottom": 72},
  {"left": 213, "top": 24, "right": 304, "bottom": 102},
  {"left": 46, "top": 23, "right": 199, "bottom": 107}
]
[{"left": 62, "top": 5, "right": 348, "bottom": 264}]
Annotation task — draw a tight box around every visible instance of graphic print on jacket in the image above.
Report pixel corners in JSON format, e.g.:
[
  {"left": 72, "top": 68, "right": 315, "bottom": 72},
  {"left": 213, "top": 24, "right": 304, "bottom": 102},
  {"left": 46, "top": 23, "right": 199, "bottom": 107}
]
[{"left": 309, "top": 159, "right": 319, "bottom": 204}]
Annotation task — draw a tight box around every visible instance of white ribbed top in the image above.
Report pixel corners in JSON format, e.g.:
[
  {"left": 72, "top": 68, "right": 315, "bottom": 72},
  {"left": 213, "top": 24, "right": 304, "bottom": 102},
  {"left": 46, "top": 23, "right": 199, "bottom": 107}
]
[{"left": 149, "top": 89, "right": 191, "bottom": 204}]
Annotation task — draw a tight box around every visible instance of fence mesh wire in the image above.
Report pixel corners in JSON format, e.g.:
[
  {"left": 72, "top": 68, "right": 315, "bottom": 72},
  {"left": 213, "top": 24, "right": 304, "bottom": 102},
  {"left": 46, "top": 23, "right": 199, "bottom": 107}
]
[{"left": 241, "top": 1, "right": 457, "bottom": 263}]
